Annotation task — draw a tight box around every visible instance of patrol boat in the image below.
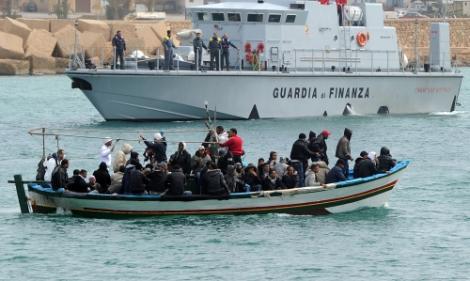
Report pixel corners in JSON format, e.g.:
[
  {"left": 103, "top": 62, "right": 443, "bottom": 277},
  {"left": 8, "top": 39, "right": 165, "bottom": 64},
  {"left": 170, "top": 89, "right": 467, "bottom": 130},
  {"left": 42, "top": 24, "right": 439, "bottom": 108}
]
[{"left": 67, "top": 0, "right": 463, "bottom": 121}]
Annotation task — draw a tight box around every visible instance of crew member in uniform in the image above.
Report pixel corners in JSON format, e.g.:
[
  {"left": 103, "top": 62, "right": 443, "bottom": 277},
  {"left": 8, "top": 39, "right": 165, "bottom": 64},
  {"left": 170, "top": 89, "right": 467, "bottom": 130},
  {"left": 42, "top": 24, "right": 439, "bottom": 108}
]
[
  {"left": 192, "top": 31, "right": 207, "bottom": 70},
  {"left": 163, "top": 30, "right": 177, "bottom": 70},
  {"left": 112, "top": 30, "right": 126, "bottom": 69},
  {"left": 220, "top": 34, "right": 238, "bottom": 71},
  {"left": 208, "top": 33, "right": 221, "bottom": 70}
]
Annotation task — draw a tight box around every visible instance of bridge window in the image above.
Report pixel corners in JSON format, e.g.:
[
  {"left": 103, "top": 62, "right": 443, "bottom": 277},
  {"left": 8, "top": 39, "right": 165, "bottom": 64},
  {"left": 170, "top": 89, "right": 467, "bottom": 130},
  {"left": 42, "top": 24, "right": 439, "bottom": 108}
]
[
  {"left": 212, "top": 13, "right": 225, "bottom": 21},
  {"left": 197, "top": 12, "right": 208, "bottom": 21},
  {"left": 286, "top": 14, "right": 296, "bottom": 23},
  {"left": 228, "top": 13, "right": 241, "bottom": 22},
  {"left": 247, "top": 14, "right": 264, "bottom": 23},
  {"left": 268, "top": 14, "right": 281, "bottom": 23}
]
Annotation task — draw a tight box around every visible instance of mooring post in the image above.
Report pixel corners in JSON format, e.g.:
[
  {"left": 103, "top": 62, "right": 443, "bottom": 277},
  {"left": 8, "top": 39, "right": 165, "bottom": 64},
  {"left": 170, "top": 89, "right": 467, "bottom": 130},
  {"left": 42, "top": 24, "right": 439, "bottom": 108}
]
[{"left": 13, "top": 175, "right": 30, "bottom": 214}]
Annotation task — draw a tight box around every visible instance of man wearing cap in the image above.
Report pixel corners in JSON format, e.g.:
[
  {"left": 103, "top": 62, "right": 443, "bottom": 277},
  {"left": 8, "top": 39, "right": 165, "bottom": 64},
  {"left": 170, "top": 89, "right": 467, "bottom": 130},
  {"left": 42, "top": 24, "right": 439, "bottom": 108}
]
[
  {"left": 315, "top": 130, "right": 331, "bottom": 165},
  {"left": 100, "top": 138, "right": 115, "bottom": 168},
  {"left": 192, "top": 31, "right": 207, "bottom": 70},
  {"left": 140, "top": 133, "right": 167, "bottom": 164}
]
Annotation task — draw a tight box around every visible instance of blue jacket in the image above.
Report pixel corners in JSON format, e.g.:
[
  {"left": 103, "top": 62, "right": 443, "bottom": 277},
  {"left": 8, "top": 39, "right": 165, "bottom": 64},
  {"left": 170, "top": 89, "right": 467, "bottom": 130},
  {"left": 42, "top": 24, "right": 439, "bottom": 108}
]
[
  {"left": 325, "top": 165, "right": 346, "bottom": 184},
  {"left": 112, "top": 35, "right": 126, "bottom": 52}
]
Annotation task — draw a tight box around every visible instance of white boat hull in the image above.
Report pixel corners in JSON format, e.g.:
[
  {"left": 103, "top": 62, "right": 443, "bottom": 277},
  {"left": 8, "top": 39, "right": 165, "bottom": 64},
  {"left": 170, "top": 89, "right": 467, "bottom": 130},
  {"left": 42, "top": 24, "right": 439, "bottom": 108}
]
[{"left": 68, "top": 70, "right": 462, "bottom": 121}]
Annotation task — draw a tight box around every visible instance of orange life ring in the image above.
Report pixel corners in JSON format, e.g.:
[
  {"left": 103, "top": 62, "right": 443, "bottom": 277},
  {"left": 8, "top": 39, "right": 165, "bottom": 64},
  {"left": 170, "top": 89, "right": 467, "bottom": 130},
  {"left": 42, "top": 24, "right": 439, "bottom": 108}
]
[{"left": 356, "top": 32, "right": 367, "bottom": 47}]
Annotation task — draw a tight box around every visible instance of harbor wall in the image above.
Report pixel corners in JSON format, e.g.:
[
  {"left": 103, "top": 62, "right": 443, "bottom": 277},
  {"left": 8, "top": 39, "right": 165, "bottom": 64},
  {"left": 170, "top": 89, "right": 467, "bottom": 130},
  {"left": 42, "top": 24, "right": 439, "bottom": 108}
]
[{"left": 0, "top": 17, "right": 470, "bottom": 75}]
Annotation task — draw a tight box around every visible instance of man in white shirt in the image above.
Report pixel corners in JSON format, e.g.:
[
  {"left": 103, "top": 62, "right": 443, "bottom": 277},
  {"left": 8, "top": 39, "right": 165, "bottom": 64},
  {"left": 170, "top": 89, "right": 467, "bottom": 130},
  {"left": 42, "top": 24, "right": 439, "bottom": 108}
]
[
  {"left": 216, "top": 126, "right": 228, "bottom": 154},
  {"left": 100, "top": 138, "right": 115, "bottom": 168},
  {"left": 44, "top": 149, "right": 65, "bottom": 182}
]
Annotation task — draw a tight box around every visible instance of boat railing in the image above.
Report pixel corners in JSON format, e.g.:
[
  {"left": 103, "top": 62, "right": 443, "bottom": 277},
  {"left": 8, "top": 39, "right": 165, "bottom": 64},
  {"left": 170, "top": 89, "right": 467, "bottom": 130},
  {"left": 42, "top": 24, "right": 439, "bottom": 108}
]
[{"left": 68, "top": 45, "right": 456, "bottom": 74}]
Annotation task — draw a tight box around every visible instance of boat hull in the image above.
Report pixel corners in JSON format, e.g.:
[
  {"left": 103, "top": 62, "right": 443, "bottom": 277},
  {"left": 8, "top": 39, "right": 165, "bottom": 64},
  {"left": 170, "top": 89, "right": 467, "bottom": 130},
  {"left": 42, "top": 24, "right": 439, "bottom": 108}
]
[
  {"left": 67, "top": 70, "right": 463, "bottom": 120},
  {"left": 27, "top": 161, "right": 408, "bottom": 218}
]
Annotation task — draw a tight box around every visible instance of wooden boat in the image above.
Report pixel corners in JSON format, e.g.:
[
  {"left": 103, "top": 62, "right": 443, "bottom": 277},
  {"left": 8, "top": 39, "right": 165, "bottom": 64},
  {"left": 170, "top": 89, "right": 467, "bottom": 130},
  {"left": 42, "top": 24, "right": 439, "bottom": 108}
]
[{"left": 25, "top": 161, "right": 409, "bottom": 217}]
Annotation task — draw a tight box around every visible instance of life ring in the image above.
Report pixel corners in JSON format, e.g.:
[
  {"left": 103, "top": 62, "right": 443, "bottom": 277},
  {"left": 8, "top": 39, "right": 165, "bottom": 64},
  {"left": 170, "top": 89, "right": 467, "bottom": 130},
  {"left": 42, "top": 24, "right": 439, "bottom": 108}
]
[{"left": 356, "top": 32, "right": 367, "bottom": 47}]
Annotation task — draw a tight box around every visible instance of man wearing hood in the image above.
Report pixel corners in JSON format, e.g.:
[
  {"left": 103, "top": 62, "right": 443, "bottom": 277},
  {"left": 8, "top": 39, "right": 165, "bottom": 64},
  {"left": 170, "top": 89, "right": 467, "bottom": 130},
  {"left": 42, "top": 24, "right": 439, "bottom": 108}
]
[
  {"left": 113, "top": 143, "right": 133, "bottom": 173},
  {"left": 377, "top": 147, "right": 396, "bottom": 172},
  {"left": 93, "top": 162, "right": 111, "bottom": 192},
  {"left": 169, "top": 142, "right": 191, "bottom": 174},
  {"left": 202, "top": 161, "right": 229, "bottom": 196},
  {"left": 315, "top": 130, "right": 331, "bottom": 165},
  {"left": 335, "top": 128, "right": 353, "bottom": 177},
  {"left": 307, "top": 131, "right": 321, "bottom": 162},
  {"left": 140, "top": 133, "right": 167, "bottom": 164}
]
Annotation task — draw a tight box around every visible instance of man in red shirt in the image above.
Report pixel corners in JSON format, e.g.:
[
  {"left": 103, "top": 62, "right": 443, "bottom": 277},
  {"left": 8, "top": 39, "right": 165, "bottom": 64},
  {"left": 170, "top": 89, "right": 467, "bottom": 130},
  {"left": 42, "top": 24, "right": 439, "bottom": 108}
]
[{"left": 220, "top": 128, "right": 244, "bottom": 164}]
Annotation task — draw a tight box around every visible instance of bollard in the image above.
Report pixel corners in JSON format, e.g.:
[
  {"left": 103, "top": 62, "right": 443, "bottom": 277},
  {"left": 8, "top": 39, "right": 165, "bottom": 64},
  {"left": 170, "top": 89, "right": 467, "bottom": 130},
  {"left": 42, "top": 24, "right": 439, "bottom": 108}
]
[{"left": 13, "top": 175, "right": 30, "bottom": 214}]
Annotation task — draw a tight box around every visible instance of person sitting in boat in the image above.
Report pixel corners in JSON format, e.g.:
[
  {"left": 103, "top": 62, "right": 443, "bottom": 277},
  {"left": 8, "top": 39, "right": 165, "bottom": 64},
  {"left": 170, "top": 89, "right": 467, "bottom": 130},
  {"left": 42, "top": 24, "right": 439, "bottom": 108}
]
[
  {"left": 282, "top": 165, "right": 299, "bottom": 189},
  {"left": 313, "top": 161, "right": 329, "bottom": 185},
  {"left": 67, "top": 169, "right": 89, "bottom": 193},
  {"left": 259, "top": 163, "right": 270, "bottom": 181},
  {"left": 356, "top": 152, "right": 378, "bottom": 178},
  {"left": 290, "top": 133, "right": 316, "bottom": 187},
  {"left": 377, "top": 147, "right": 396, "bottom": 173},
  {"left": 44, "top": 149, "right": 65, "bottom": 182},
  {"left": 326, "top": 159, "right": 347, "bottom": 184},
  {"left": 191, "top": 146, "right": 212, "bottom": 174},
  {"left": 368, "top": 151, "right": 378, "bottom": 168},
  {"left": 243, "top": 163, "right": 262, "bottom": 192},
  {"left": 140, "top": 133, "right": 167, "bottom": 165},
  {"left": 268, "top": 151, "right": 288, "bottom": 178},
  {"left": 234, "top": 162, "right": 246, "bottom": 192},
  {"left": 51, "top": 158, "right": 69, "bottom": 190},
  {"left": 93, "top": 162, "right": 111, "bottom": 193},
  {"left": 88, "top": 176, "right": 102, "bottom": 193},
  {"left": 127, "top": 151, "right": 143, "bottom": 171},
  {"left": 219, "top": 128, "right": 244, "bottom": 165},
  {"left": 146, "top": 163, "right": 168, "bottom": 194},
  {"left": 335, "top": 128, "right": 353, "bottom": 178},
  {"left": 128, "top": 166, "right": 148, "bottom": 195},
  {"left": 108, "top": 165, "right": 125, "bottom": 194},
  {"left": 169, "top": 142, "right": 191, "bottom": 174},
  {"left": 201, "top": 161, "right": 229, "bottom": 196},
  {"left": 263, "top": 170, "right": 282, "bottom": 190},
  {"left": 315, "top": 130, "right": 331, "bottom": 165},
  {"left": 224, "top": 164, "right": 237, "bottom": 193},
  {"left": 112, "top": 143, "right": 133, "bottom": 173},
  {"left": 353, "top": 151, "right": 369, "bottom": 178},
  {"left": 216, "top": 149, "right": 233, "bottom": 174},
  {"left": 305, "top": 163, "right": 321, "bottom": 187},
  {"left": 165, "top": 165, "right": 186, "bottom": 196},
  {"left": 100, "top": 138, "right": 115, "bottom": 169}
]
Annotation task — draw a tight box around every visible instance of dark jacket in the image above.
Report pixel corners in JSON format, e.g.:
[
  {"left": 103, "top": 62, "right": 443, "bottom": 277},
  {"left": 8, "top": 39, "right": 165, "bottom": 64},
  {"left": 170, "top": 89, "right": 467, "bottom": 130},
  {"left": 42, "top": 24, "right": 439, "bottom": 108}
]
[
  {"left": 221, "top": 37, "right": 237, "bottom": 52},
  {"left": 353, "top": 157, "right": 364, "bottom": 178},
  {"left": 315, "top": 135, "right": 329, "bottom": 165},
  {"left": 146, "top": 170, "right": 168, "bottom": 193},
  {"left": 169, "top": 150, "right": 191, "bottom": 174},
  {"left": 193, "top": 37, "right": 207, "bottom": 52},
  {"left": 112, "top": 34, "right": 126, "bottom": 52},
  {"left": 263, "top": 177, "right": 282, "bottom": 190},
  {"left": 224, "top": 165, "right": 237, "bottom": 193},
  {"left": 67, "top": 175, "right": 88, "bottom": 193},
  {"left": 326, "top": 165, "right": 346, "bottom": 184},
  {"left": 166, "top": 168, "right": 186, "bottom": 196},
  {"left": 51, "top": 166, "right": 68, "bottom": 190},
  {"left": 93, "top": 163, "right": 111, "bottom": 191},
  {"left": 290, "top": 139, "right": 314, "bottom": 164},
  {"left": 208, "top": 36, "right": 221, "bottom": 53},
  {"left": 144, "top": 140, "right": 167, "bottom": 163},
  {"left": 129, "top": 169, "right": 147, "bottom": 194},
  {"left": 203, "top": 169, "right": 229, "bottom": 196},
  {"left": 356, "top": 158, "right": 378, "bottom": 178},
  {"left": 282, "top": 174, "right": 299, "bottom": 189},
  {"left": 378, "top": 148, "right": 396, "bottom": 172},
  {"left": 243, "top": 172, "right": 261, "bottom": 188}
]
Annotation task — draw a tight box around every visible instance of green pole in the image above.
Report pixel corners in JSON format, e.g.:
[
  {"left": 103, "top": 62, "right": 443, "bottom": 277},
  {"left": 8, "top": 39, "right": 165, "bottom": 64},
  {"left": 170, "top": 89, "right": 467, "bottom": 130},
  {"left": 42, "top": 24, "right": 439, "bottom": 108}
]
[{"left": 13, "top": 175, "right": 30, "bottom": 214}]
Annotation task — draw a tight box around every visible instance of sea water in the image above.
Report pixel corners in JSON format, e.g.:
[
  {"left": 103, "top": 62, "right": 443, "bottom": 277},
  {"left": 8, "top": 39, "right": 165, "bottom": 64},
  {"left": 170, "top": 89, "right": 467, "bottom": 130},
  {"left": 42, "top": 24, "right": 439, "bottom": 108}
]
[{"left": 0, "top": 70, "right": 469, "bottom": 280}]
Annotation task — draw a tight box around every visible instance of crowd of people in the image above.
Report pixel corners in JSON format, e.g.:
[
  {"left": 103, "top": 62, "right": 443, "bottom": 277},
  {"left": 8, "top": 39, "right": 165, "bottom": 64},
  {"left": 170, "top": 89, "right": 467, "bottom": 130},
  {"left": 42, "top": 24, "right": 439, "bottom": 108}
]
[{"left": 37, "top": 126, "right": 397, "bottom": 197}]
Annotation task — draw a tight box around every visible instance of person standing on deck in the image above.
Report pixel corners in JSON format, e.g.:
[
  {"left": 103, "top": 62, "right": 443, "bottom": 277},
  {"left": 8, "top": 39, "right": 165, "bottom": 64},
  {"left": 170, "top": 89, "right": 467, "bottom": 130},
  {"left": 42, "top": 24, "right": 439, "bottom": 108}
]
[
  {"left": 315, "top": 130, "right": 331, "bottom": 165},
  {"left": 335, "top": 128, "right": 353, "bottom": 178},
  {"left": 100, "top": 138, "right": 115, "bottom": 168},
  {"left": 219, "top": 128, "right": 244, "bottom": 164},
  {"left": 44, "top": 149, "right": 65, "bottom": 182},
  {"left": 208, "top": 33, "right": 221, "bottom": 70},
  {"left": 112, "top": 30, "right": 126, "bottom": 69},
  {"left": 163, "top": 30, "right": 177, "bottom": 70},
  {"left": 290, "top": 133, "right": 316, "bottom": 187},
  {"left": 192, "top": 31, "right": 207, "bottom": 70},
  {"left": 220, "top": 34, "right": 238, "bottom": 70},
  {"left": 140, "top": 133, "right": 167, "bottom": 164}
]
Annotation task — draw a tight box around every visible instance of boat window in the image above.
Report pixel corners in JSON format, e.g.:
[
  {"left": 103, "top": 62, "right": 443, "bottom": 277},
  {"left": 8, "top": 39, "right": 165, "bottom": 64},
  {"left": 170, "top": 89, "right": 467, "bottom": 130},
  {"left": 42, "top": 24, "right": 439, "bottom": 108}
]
[
  {"left": 197, "top": 12, "right": 208, "bottom": 21},
  {"left": 228, "top": 13, "right": 241, "bottom": 22},
  {"left": 286, "top": 14, "right": 296, "bottom": 23},
  {"left": 212, "top": 13, "right": 225, "bottom": 21},
  {"left": 268, "top": 14, "right": 281, "bottom": 23},
  {"left": 247, "top": 14, "right": 264, "bottom": 23}
]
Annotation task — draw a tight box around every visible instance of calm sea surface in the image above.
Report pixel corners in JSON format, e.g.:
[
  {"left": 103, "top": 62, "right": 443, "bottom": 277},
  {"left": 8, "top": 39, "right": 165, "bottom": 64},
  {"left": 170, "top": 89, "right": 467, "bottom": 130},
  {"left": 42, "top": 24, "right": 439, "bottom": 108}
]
[{"left": 0, "top": 70, "right": 469, "bottom": 280}]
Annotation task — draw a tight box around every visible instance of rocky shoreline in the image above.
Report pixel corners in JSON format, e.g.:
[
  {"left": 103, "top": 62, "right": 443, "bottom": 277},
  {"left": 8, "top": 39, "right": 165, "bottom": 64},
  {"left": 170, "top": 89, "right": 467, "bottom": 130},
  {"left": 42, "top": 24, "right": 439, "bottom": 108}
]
[{"left": 0, "top": 17, "right": 469, "bottom": 75}]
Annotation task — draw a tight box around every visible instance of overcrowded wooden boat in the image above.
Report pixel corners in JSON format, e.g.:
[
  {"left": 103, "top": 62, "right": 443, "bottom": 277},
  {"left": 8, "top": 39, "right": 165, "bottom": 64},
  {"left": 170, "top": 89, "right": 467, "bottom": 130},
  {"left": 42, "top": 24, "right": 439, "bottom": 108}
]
[{"left": 23, "top": 160, "right": 409, "bottom": 217}]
